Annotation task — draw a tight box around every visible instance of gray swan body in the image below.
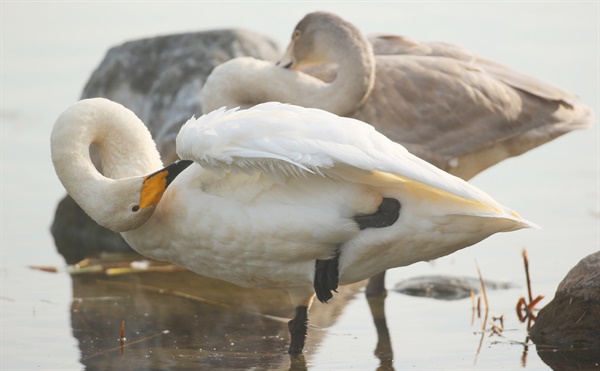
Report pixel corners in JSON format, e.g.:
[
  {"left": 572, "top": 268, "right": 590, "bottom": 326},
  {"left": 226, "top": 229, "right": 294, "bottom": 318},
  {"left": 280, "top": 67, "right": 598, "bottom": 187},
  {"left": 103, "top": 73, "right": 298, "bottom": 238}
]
[{"left": 201, "top": 11, "right": 593, "bottom": 180}]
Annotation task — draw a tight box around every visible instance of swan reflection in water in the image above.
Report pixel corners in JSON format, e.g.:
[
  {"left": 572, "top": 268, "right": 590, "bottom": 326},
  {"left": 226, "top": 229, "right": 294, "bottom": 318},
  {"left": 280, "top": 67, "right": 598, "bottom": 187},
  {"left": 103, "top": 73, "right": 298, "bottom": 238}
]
[
  {"left": 57, "top": 254, "right": 598, "bottom": 370},
  {"left": 66, "top": 258, "right": 365, "bottom": 370}
]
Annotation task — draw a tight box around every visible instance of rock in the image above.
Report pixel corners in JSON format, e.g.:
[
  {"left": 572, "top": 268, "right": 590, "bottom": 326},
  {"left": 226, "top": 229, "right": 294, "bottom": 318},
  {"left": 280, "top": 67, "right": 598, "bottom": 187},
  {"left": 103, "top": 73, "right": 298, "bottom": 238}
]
[
  {"left": 392, "top": 275, "right": 515, "bottom": 300},
  {"left": 51, "top": 29, "right": 281, "bottom": 263},
  {"left": 51, "top": 195, "right": 127, "bottom": 264},
  {"left": 529, "top": 251, "right": 600, "bottom": 367}
]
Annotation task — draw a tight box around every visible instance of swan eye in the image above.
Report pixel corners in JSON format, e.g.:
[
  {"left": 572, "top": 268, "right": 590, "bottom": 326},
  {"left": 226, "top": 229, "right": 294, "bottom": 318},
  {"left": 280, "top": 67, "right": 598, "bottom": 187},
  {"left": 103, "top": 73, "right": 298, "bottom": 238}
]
[
  {"left": 293, "top": 30, "right": 301, "bottom": 40},
  {"left": 131, "top": 205, "right": 140, "bottom": 212}
]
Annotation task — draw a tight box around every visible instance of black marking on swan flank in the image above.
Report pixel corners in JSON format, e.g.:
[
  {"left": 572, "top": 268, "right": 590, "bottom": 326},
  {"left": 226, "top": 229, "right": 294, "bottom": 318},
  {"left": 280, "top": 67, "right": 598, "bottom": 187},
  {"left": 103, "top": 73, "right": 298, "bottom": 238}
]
[
  {"left": 313, "top": 198, "right": 401, "bottom": 303},
  {"left": 353, "top": 198, "right": 401, "bottom": 230}
]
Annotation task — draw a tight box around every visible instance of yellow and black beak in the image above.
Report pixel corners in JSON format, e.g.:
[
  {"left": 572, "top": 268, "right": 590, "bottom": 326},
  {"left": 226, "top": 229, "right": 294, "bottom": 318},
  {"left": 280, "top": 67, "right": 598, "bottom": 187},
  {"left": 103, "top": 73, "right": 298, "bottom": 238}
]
[{"left": 139, "top": 160, "right": 193, "bottom": 209}]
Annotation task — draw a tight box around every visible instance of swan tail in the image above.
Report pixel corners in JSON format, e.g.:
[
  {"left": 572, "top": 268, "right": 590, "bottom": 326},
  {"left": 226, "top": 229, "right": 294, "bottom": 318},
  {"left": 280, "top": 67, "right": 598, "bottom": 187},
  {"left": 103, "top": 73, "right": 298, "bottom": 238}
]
[{"left": 331, "top": 168, "right": 536, "bottom": 231}]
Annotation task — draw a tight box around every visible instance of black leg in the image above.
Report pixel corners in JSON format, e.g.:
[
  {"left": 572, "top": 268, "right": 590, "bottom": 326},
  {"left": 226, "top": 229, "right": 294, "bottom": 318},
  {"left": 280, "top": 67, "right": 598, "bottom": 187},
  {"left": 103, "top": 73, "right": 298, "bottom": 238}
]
[
  {"left": 314, "top": 198, "right": 400, "bottom": 303},
  {"left": 288, "top": 305, "right": 309, "bottom": 355},
  {"left": 314, "top": 249, "right": 340, "bottom": 303}
]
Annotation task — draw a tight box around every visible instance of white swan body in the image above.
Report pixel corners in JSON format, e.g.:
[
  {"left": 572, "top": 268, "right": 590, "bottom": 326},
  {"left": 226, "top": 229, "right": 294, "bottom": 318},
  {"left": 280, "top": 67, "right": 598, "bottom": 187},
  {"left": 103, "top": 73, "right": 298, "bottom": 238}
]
[
  {"left": 200, "top": 12, "right": 593, "bottom": 180},
  {"left": 52, "top": 97, "right": 533, "bottom": 286},
  {"left": 51, "top": 98, "right": 534, "bottom": 352},
  {"left": 172, "top": 103, "right": 534, "bottom": 287}
]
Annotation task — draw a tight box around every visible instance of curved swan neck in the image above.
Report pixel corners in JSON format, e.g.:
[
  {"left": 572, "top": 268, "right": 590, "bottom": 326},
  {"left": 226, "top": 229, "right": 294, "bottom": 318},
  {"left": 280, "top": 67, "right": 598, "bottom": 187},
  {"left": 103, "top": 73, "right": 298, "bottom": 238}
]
[
  {"left": 51, "top": 98, "right": 163, "bottom": 231},
  {"left": 311, "top": 15, "right": 376, "bottom": 114},
  {"left": 323, "top": 41, "right": 376, "bottom": 115},
  {"left": 201, "top": 46, "right": 375, "bottom": 118},
  {"left": 200, "top": 58, "right": 327, "bottom": 112},
  {"left": 280, "top": 11, "right": 376, "bottom": 115},
  {"left": 200, "top": 13, "right": 377, "bottom": 117},
  {"left": 51, "top": 98, "right": 163, "bottom": 177}
]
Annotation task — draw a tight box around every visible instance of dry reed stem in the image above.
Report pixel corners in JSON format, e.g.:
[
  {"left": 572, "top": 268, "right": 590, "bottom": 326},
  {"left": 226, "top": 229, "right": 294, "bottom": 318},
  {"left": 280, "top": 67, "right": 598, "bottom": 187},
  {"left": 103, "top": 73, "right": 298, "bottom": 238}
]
[
  {"left": 475, "top": 261, "right": 489, "bottom": 310},
  {"left": 522, "top": 249, "right": 533, "bottom": 303}
]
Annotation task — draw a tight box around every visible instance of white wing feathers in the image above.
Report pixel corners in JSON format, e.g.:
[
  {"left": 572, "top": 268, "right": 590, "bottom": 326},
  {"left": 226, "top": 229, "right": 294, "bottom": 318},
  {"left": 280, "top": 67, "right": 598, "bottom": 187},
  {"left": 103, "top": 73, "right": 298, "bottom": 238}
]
[{"left": 176, "top": 103, "right": 498, "bottom": 206}]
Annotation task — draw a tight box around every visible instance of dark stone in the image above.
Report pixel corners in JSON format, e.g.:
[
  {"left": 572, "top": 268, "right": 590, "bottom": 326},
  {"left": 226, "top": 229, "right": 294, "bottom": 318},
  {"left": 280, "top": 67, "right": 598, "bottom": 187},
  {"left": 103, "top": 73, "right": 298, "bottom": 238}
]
[
  {"left": 52, "top": 29, "right": 280, "bottom": 263},
  {"left": 529, "top": 251, "right": 600, "bottom": 369},
  {"left": 530, "top": 251, "right": 600, "bottom": 348},
  {"left": 392, "top": 274, "right": 515, "bottom": 300},
  {"left": 51, "top": 195, "right": 130, "bottom": 264}
]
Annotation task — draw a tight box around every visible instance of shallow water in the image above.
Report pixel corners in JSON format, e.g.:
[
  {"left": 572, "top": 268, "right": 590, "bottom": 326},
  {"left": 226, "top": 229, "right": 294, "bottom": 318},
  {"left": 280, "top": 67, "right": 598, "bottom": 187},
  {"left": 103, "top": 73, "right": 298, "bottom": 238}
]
[{"left": 1, "top": 2, "right": 598, "bottom": 370}]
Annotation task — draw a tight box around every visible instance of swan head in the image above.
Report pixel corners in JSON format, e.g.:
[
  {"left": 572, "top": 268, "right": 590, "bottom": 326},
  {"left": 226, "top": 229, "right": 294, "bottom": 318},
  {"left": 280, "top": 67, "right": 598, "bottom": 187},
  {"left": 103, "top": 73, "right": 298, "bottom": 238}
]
[
  {"left": 83, "top": 160, "right": 193, "bottom": 232},
  {"left": 51, "top": 98, "right": 194, "bottom": 233},
  {"left": 278, "top": 12, "right": 370, "bottom": 71}
]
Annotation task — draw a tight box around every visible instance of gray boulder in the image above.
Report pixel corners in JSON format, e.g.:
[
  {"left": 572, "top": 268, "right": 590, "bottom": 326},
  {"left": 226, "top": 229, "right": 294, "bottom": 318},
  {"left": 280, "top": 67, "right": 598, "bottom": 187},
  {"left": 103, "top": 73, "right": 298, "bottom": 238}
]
[{"left": 51, "top": 29, "right": 280, "bottom": 263}]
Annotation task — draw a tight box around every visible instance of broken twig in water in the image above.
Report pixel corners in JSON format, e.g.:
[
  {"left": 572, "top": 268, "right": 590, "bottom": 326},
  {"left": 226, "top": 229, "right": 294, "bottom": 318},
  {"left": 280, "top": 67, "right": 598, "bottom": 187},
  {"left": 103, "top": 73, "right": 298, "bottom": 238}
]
[
  {"left": 516, "top": 248, "right": 544, "bottom": 326},
  {"left": 29, "top": 266, "right": 59, "bottom": 273},
  {"left": 30, "top": 256, "right": 186, "bottom": 276},
  {"left": 119, "top": 320, "right": 126, "bottom": 359},
  {"left": 492, "top": 314, "right": 504, "bottom": 329},
  {"left": 488, "top": 321, "right": 503, "bottom": 337},
  {"left": 82, "top": 330, "right": 170, "bottom": 361}
]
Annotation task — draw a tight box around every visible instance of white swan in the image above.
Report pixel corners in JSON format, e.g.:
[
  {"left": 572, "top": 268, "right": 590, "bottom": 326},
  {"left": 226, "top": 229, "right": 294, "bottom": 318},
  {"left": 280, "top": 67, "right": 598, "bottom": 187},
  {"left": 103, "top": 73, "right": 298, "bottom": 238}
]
[{"left": 51, "top": 98, "right": 534, "bottom": 354}]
